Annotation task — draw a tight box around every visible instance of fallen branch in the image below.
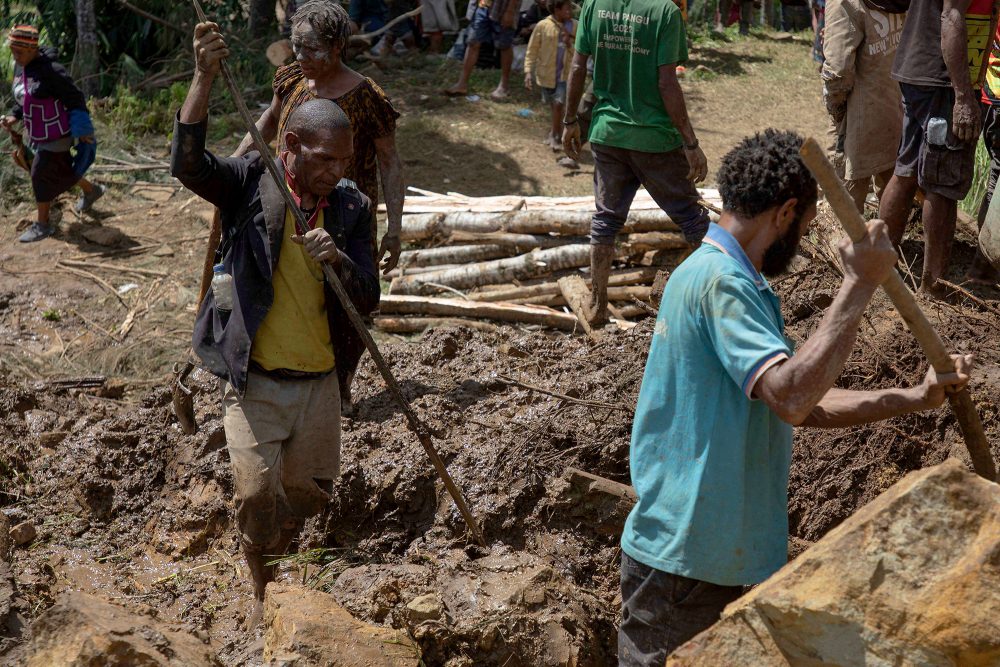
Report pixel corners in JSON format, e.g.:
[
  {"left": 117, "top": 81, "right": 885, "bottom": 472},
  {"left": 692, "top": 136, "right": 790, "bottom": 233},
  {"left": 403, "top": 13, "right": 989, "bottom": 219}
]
[
  {"left": 399, "top": 210, "right": 680, "bottom": 242},
  {"left": 398, "top": 244, "right": 511, "bottom": 269},
  {"left": 379, "top": 295, "right": 580, "bottom": 330},
  {"left": 469, "top": 268, "right": 660, "bottom": 302},
  {"left": 57, "top": 265, "right": 128, "bottom": 308},
  {"left": 496, "top": 375, "right": 629, "bottom": 411},
  {"left": 350, "top": 6, "right": 423, "bottom": 44},
  {"left": 59, "top": 258, "right": 167, "bottom": 278},
  {"left": 374, "top": 316, "right": 499, "bottom": 334},
  {"left": 390, "top": 245, "right": 591, "bottom": 295}
]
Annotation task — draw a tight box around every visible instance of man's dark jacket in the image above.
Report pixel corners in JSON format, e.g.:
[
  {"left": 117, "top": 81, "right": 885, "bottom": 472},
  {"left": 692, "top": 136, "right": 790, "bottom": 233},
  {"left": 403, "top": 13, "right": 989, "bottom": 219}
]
[{"left": 170, "top": 116, "right": 381, "bottom": 394}]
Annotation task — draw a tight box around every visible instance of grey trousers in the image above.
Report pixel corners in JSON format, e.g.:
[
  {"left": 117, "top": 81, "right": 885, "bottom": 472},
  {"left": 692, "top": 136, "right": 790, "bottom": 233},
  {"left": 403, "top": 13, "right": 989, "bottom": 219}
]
[
  {"left": 618, "top": 552, "right": 743, "bottom": 666},
  {"left": 590, "top": 143, "right": 710, "bottom": 247}
]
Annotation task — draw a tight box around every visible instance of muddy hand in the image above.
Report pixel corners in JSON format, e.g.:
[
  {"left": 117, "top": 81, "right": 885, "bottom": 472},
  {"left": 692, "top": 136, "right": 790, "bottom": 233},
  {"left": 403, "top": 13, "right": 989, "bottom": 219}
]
[
  {"left": 685, "top": 145, "right": 708, "bottom": 183},
  {"left": 193, "top": 22, "right": 229, "bottom": 76},
  {"left": 292, "top": 228, "right": 342, "bottom": 268},
  {"left": 378, "top": 233, "right": 401, "bottom": 274},
  {"left": 838, "top": 219, "right": 897, "bottom": 287},
  {"left": 919, "top": 353, "right": 975, "bottom": 408},
  {"left": 562, "top": 123, "right": 581, "bottom": 161},
  {"left": 952, "top": 95, "right": 981, "bottom": 144}
]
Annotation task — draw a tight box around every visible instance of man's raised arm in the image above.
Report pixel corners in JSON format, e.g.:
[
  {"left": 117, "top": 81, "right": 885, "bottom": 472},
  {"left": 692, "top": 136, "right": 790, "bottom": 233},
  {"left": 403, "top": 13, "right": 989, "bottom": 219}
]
[{"left": 171, "top": 23, "right": 247, "bottom": 210}]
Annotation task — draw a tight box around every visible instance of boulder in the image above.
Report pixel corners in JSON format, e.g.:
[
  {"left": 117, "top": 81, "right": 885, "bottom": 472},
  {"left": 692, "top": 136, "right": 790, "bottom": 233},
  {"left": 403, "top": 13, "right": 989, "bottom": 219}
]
[
  {"left": 669, "top": 459, "right": 1000, "bottom": 666},
  {"left": 265, "top": 583, "right": 420, "bottom": 666},
  {"left": 22, "top": 591, "right": 218, "bottom": 666}
]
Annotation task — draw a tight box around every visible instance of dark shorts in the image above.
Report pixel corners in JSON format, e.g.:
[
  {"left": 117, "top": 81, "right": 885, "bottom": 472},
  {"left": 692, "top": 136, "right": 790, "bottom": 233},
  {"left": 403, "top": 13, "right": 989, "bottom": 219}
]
[
  {"left": 895, "top": 83, "right": 978, "bottom": 201},
  {"left": 619, "top": 552, "right": 744, "bottom": 667},
  {"left": 31, "top": 149, "right": 78, "bottom": 204},
  {"left": 591, "top": 143, "right": 710, "bottom": 246},
  {"left": 469, "top": 6, "right": 515, "bottom": 50}
]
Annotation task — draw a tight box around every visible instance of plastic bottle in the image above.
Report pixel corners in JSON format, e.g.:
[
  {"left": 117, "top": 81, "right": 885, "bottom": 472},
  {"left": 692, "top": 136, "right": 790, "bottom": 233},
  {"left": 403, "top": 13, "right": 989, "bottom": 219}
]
[
  {"left": 212, "top": 263, "right": 233, "bottom": 313},
  {"left": 927, "top": 117, "right": 948, "bottom": 146}
]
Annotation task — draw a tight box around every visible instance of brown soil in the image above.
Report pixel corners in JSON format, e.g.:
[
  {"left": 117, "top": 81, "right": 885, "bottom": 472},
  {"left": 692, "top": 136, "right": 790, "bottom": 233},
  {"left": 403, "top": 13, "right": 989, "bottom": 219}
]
[{"left": 0, "top": 34, "right": 997, "bottom": 667}]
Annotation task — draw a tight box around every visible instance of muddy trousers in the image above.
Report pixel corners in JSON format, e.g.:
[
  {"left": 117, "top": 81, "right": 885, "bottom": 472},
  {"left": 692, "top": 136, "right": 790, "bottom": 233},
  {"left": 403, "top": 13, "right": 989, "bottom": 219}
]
[
  {"left": 590, "top": 143, "right": 710, "bottom": 248},
  {"left": 845, "top": 168, "right": 893, "bottom": 213},
  {"left": 222, "top": 371, "right": 341, "bottom": 550},
  {"left": 618, "top": 552, "right": 743, "bottom": 666}
]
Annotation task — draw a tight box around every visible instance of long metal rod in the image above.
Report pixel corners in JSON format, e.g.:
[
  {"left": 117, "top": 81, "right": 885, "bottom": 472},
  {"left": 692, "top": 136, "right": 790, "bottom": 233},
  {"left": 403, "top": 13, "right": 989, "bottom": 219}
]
[
  {"left": 800, "top": 138, "right": 996, "bottom": 481},
  {"left": 191, "top": 1, "right": 487, "bottom": 545}
]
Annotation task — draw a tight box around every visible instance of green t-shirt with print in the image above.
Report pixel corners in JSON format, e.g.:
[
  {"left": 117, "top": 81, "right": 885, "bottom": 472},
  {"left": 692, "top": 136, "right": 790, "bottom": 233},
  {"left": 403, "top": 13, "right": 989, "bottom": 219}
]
[{"left": 575, "top": 0, "right": 688, "bottom": 153}]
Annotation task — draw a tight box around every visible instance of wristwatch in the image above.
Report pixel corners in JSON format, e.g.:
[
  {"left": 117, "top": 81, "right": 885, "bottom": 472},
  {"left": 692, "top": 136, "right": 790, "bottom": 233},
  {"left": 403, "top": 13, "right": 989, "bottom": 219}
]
[
  {"left": 562, "top": 117, "right": 579, "bottom": 126},
  {"left": 684, "top": 138, "right": 699, "bottom": 150}
]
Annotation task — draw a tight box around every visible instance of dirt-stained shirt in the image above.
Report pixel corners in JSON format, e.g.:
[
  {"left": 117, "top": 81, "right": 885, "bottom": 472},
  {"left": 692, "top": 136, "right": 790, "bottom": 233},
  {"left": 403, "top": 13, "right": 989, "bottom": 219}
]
[
  {"left": 273, "top": 64, "right": 400, "bottom": 216},
  {"left": 822, "top": 0, "right": 905, "bottom": 180},
  {"left": 892, "top": 0, "right": 995, "bottom": 88}
]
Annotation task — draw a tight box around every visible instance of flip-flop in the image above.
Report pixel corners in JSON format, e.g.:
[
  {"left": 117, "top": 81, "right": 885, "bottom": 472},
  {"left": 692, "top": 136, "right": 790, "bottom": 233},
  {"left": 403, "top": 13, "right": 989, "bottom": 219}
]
[{"left": 441, "top": 88, "right": 467, "bottom": 97}]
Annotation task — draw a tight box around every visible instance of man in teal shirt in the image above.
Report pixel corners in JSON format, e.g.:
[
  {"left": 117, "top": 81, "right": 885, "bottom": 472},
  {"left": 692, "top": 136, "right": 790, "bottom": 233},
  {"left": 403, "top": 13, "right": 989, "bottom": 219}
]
[
  {"left": 562, "top": 0, "right": 710, "bottom": 326},
  {"left": 620, "top": 130, "right": 974, "bottom": 666}
]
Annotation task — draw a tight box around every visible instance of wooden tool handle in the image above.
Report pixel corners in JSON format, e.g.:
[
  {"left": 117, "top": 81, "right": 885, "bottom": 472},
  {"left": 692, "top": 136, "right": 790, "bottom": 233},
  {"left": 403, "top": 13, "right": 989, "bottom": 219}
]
[{"left": 800, "top": 138, "right": 996, "bottom": 481}]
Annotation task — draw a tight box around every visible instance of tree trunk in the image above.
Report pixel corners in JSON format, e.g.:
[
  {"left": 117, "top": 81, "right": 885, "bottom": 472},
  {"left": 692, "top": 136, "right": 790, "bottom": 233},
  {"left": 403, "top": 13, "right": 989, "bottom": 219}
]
[
  {"left": 378, "top": 295, "right": 580, "bottom": 330},
  {"left": 373, "top": 317, "right": 500, "bottom": 334},
  {"left": 249, "top": 0, "right": 275, "bottom": 37},
  {"left": 73, "top": 0, "right": 100, "bottom": 97},
  {"left": 558, "top": 275, "right": 596, "bottom": 337},
  {"left": 468, "top": 268, "right": 660, "bottom": 302},
  {"left": 399, "top": 210, "right": 681, "bottom": 242},
  {"left": 398, "top": 244, "right": 512, "bottom": 269},
  {"left": 389, "top": 245, "right": 593, "bottom": 295}
]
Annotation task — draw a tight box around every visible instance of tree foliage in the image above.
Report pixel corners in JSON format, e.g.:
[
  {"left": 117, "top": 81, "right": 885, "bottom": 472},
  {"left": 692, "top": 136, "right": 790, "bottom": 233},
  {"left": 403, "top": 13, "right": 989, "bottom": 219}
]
[{"left": 1, "top": 0, "right": 272, "bottom": 95}]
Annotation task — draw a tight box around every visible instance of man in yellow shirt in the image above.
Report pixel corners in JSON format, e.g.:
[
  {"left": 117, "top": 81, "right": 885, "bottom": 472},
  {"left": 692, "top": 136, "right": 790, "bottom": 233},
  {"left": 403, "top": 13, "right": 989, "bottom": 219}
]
[{"left": 171, "top": 23, "right": 380, "bottom": 627}]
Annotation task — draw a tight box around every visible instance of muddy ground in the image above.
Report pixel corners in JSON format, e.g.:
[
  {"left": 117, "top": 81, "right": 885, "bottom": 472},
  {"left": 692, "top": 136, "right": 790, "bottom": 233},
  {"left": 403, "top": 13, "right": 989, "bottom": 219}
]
[{"left": 0, "top": 185, "right": 997, "bottom": 665}]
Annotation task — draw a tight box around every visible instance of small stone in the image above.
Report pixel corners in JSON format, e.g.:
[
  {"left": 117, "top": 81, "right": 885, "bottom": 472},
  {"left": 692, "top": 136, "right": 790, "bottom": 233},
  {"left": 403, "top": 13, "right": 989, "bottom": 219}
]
[
  {"left": 37, "top": 431, "right": 68, "bottom": 448},
  {"left": 152, "top": 245, "right": 174, "bottom": 257},
  {"left": 10, "top": 521, "right": 36, "bottom": 546},
  {"left": 81, "top": 225, "right": 126, "bottom": 247},
  {"left": 522, "top": 587, "right": 546, "bottom": 606},
  {"left": 406, "top": 593, "right": 444, "bottom": 623}
]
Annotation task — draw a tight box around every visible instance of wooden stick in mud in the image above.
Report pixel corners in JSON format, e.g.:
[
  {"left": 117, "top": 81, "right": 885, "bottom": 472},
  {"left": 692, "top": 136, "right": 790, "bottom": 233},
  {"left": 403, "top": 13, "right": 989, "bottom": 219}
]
[
  {"left": 191, "top": 0, "right": 488, "bottom": 547},
  {"left": 378, "top": 295, "right": 581, "bottom": 330},
  {"left": 800, "top": 137, "right": 996, "bottom": 481}
]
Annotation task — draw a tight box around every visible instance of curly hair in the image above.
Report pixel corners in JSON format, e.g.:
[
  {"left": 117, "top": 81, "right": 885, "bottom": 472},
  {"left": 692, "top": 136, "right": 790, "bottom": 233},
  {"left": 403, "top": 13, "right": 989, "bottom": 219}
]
[
  {"left": 716, "top": 129, "right": 817, "bottom": 219},
  {"left": 290, "top": 0, "right": 353, "bottom": 54}
]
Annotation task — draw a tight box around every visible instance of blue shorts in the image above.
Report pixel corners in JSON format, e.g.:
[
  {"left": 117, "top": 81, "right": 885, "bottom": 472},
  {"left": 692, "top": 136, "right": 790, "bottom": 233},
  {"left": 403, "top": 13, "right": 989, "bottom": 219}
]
[
  {"left": 469, "top": 6, "right": 515, "bottom": 50},
  {"left": 540, "top": 81, "right": 567, "bottom": 105}
]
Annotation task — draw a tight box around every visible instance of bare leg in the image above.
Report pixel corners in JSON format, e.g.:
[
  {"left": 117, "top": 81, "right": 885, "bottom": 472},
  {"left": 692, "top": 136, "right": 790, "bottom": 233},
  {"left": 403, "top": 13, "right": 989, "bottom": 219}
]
[
  {"left": 844, "top": 177, "right": 870, "bottom": 214},
  {"left": 550, "top": 101, "right": 563, "bottom": 150},
  {"left": 878, "top": 173, "right": 919, "bottom": 248},
  {"left": 492, "top": 47, "right": 513, "bottom": 98},
  {"left": 446, "top": 41, "right": 481, "bottom": 95},
  {"left": 428, "top": 32, "right": 444, "bottom": 53},
  {"left": 920, "top": 193, "right": 956, "bottom": 293},
  {"left": 37, "top": 202, "right": 51, "bottom": 226}
]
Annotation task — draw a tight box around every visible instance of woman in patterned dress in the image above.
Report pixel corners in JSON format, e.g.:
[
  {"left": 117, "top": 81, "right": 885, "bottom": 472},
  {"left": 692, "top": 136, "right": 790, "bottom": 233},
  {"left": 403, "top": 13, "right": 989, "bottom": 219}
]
[{"left": 235, "top": 0, "right": 404, "bottom": 411}]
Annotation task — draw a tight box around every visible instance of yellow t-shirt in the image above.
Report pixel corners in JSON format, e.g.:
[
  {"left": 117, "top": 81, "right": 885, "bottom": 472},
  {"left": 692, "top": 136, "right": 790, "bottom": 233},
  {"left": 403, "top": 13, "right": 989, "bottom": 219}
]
[{"left": 250, "top": 207, "right": 335, "bottom": 373}]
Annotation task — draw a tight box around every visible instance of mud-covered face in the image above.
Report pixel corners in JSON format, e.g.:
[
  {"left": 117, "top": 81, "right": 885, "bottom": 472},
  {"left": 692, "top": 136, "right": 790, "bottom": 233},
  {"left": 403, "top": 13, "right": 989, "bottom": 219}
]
[{"left": 291, "top": 24, "right": 337, "bottom": 77}]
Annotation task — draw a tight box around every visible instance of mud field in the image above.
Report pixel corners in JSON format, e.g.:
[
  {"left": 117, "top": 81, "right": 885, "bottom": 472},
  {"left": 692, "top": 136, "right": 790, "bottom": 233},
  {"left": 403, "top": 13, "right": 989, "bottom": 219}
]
[{"left": 0, "top": 198, "right": 998, "bottom": 665}]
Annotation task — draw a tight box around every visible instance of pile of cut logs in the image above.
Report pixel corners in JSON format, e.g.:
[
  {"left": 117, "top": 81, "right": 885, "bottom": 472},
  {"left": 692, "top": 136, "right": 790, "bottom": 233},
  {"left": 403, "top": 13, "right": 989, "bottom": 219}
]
[{"left": 375, "top": 187, "right": 722, "bottom": 335}]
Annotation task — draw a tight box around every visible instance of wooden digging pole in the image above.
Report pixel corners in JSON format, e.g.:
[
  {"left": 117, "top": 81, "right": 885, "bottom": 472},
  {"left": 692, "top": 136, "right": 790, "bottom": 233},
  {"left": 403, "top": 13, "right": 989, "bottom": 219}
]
[
  {"left": 189, "top": 0, "right": 487, "bottom": 546},
  {"left": 800, "top": 138, "right": 997, "bottom": 481}
]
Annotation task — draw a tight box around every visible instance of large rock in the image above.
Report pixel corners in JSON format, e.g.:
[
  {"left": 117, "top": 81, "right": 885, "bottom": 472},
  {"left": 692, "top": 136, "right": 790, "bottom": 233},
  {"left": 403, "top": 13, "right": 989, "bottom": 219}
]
[
  {"left": 264, "top": 583, "right": 420, "bottom": 666},
  {"left": 669, "top": 459, "right": 1000, "bottom": 666},
  {"left": 23, "top": 591, "right": 218, "bottom": 666}
]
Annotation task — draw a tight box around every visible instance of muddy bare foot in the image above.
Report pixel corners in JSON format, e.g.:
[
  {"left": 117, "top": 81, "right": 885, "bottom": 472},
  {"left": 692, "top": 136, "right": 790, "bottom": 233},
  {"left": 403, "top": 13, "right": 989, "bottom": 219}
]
[
  {"left": 442, "top": 86, "right": 467, "bottom": 97},
  {"left": 489, "top": 87, "right": 510, "bottom": 101}
]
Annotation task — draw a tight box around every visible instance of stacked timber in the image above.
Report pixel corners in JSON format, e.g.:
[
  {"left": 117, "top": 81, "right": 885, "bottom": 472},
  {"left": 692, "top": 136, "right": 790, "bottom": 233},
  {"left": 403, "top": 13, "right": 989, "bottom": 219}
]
[{"left": 375, "top": 187, "right": 723, "bottom": 334}]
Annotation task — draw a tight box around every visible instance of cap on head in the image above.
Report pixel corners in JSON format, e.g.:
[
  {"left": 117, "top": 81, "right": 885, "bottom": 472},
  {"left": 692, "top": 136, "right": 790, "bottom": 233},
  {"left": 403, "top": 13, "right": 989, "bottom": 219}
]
[{"left": 8, "top": 25, "right": 39, "bottom": 49}]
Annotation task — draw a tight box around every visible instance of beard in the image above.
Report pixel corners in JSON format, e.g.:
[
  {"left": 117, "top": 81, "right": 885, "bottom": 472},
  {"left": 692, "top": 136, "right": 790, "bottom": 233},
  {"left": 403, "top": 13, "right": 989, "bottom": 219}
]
[{"left": 761, "top": 215, "right": 804, "bottom": 277}]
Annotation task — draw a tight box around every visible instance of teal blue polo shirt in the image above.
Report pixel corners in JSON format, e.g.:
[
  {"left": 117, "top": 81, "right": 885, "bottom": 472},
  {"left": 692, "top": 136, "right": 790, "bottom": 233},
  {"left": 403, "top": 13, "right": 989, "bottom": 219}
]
[{"left": 622, "top": 223, "right": 795, "bottom": 586}]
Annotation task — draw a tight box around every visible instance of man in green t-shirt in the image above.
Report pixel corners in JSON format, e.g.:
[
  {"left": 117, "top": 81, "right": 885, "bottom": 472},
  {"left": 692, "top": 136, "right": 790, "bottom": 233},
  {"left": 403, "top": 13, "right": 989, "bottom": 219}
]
[{"left": 563, "top": 0, "right": 710, "bottom": 325}]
